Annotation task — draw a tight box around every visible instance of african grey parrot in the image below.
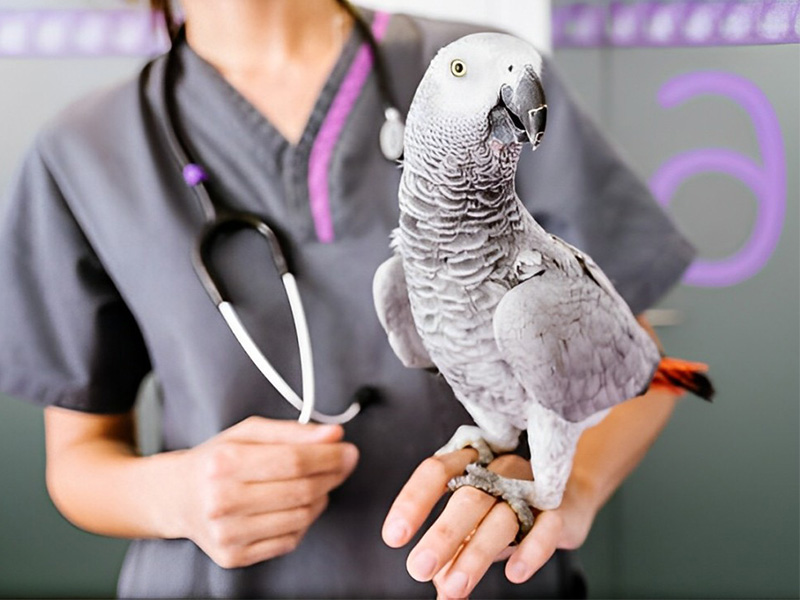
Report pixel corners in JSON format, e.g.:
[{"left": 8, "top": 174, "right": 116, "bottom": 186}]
[{"left": 373, "top": 33, "right": 712, "bottom": 534}]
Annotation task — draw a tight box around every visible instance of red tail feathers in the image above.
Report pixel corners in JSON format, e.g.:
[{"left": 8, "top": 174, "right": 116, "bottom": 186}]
[{"left": 651, "top": 357, "right": 715, "bottom": 401}]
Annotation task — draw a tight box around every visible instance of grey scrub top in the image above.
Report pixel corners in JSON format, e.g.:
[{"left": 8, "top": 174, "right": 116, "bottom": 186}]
[{"left": 0, "top": 10, "right": 694, "bottom": 599}]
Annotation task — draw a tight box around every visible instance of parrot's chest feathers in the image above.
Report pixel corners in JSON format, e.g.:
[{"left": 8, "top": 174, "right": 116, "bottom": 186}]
[
  {"left": 396, "top": 174, "right": 549, "bottom": 422},
  {"left": 401, "top": 237, "right": 545, "bottom": 350},
  {"left": 397, "top": 170, "right": 543, "bottom": 336}
]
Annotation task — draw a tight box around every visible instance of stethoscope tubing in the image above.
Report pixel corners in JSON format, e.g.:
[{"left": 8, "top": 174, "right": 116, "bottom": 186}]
[{"left": 155, "top": 25, "right": 381, "bottom": 425}]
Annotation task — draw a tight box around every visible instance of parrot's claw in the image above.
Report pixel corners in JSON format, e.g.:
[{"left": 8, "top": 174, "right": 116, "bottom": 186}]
[
  {"left": 434, "top": 438, "right": 494, "bottom": 465},
  {"left": 434, "top": 426, "right": 495, "bottom": 466},
  {"left": 448, "top": 464, "right": 534, "bottom": 542}
]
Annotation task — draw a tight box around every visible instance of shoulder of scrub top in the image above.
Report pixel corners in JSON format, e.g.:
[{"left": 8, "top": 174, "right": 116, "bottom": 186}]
[{"left": 32, "top": 54, "right": 167, "bottom": 172}]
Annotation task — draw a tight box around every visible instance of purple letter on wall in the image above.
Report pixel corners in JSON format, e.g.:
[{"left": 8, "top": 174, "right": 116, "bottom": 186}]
[{"left": 650, "top": 71, "right": 786, "bottom": 288}]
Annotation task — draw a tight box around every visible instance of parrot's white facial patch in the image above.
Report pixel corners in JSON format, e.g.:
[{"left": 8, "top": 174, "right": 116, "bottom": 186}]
[
  {"left": 417, "top": 33, "right": 544, "bottom": 119},
  {"left": 407, "top": 33, "right": 546, "bottom": 151}
]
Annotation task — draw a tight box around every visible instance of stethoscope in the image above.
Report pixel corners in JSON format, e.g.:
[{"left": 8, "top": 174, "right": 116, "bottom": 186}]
[{"left": 158, "top": 3, "right": 402, "bottom": 425}]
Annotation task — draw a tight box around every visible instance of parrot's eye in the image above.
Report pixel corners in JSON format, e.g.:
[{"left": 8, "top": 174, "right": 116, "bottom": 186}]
[{"left": 450, "top": 59, "right": 467, "bottom": 77}]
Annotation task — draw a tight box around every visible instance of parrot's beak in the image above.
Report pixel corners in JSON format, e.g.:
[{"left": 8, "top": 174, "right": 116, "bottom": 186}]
[{"left": 493, "top": 65, "right": 547, "bottom": 150}]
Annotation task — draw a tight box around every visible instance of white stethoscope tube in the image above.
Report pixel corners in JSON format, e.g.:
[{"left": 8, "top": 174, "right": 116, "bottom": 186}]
[
  {"left": 218, "top": 274, "right": 360, "bottom": 425},
  {"left": 162, "top": 5, "right": 395, "bottom": 425}
]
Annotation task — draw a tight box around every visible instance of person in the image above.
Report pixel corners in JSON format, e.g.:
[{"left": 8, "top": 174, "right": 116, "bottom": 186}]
[{"left": 0, "top": 1, "right": 696, "bottom": 597}]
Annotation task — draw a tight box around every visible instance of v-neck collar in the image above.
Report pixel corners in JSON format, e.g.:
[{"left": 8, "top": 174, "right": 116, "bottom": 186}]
[
  {"left": 178, "top": 15, "right": 364, "bottom": 161},
  {"left": 171, "top": 9, "right": 391, "bottom": 244}
]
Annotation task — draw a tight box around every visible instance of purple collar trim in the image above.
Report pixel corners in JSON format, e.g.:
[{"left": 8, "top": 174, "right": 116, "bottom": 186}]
[{"left": 307, "top": 11, "right": 391, "bottom": 244}]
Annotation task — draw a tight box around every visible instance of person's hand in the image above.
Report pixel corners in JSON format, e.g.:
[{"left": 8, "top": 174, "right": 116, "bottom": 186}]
[
  {"left": 172, "top": 416, "right": 359, "bottom": 569},
  {"left": 382, "top": 450, "right": 597, "bottom": 598}
]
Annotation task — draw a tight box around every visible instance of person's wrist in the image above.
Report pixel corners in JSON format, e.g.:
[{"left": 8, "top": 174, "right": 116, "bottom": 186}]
[
  {"left": 140, "top": 449, "right": 192, "bottom": 540},
  {"left": 555, "top": 467, "right": 601, "bottom": 550}
]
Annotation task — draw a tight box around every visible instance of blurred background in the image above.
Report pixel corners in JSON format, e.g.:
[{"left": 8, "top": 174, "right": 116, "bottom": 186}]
[{"left": 0, "top": 0, "right": 797, "bottom": 597}]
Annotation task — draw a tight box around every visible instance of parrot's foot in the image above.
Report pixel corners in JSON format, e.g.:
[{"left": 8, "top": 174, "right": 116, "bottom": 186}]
[
  {"left": 434, "top": 425, "right": 495, "bottom": 465},
  {"left": 448, "top": 464, "right": 535, "bottom": 541}
]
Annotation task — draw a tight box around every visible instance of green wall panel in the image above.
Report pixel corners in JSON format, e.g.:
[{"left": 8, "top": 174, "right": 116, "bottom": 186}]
[{"left": 556, "top": 42, "right": 799, "bottom": 600}]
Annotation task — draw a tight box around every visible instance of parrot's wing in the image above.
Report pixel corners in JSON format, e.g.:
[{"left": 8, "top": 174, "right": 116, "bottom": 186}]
[
  {"left": 373, "top": 255, "right": 436, "bottom": 369},
  {"left": 550, "top": 234, "right": 620, "bottom": 298},
  {"left": 493, "top": 249, "right": 661, "bottom": 423}
]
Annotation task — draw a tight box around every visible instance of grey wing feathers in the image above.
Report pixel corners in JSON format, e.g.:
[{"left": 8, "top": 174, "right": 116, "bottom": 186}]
[
  {"left": 373, "top": 255, "right": 436, "bottom": 369},
  {"left": 493, "top": 269, "right": 661, "bottom": 423},
  {"left": 550, "top": 235, "right": 619, "bottom": 297}
]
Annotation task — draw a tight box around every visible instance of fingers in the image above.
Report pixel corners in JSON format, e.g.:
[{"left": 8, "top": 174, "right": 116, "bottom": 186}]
[
  {"left": 406, "top": 486, "right": 496, "bottom": 581},
  {"left": 196, "top": 476, "right": 343, "bottom": 569},
  {"left": 209, "top": 496, "right": 329, "bottom": 549},
  {"left": 246, "top": 471, "right": 354, "bottom": 512},
  {"left": 216, "top": 533, "right": 303, "bottom": 569},
  {"left": 395, "top": 453, "right": 534, "bottom": 596},
  {"left": 204, "top": 471, "right": 354, "bottom": 517},
  {"left": 505, "top": 510, "right": 563, "bottom": 584},
  {"left": 222, "top": 416, "right": 344, "bottom": 445},
  {"left": 197, "top": 490, "right": 333, "bottom": 569},
  {"left": 206, "top": 441, "right": 359, "bottom": 482},
  {"left": 404, "top": 454, "right": 529, "bottom": 585},
  {"left": 432, "top": 502, "right": 519, "bottom": 598},
  {"left": 382, "top": 448, "right": 477, "bottom": 548},
  {"left": 187, "top": 417, "right": 358, "bottom": 570}
]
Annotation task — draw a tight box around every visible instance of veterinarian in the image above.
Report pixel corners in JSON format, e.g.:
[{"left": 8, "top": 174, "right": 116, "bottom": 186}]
[{"left": 0, "top": 1, "right": 695, "bottom": 597}]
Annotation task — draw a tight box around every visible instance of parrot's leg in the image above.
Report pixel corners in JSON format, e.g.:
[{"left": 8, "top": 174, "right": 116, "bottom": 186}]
[
  {"left": 435, "top": 411, "right": 521, "bottom": 466},
  {"left": 524, "top": 403, "right": 610, "bottom": 510},
  {"left": 447, "top": 405, "right": 610, "bottom": 541},
  {"left": 434, "top": 425, "right": 496, "bottom": 465}
]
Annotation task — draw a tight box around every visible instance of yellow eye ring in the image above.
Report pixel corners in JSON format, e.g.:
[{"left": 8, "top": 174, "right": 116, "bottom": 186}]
[{"left": 450, "top": 59, "right": 467, "bottom": 77}]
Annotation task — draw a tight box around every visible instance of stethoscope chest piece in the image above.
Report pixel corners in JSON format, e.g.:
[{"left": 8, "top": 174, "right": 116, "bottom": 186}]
[{"left": 380, "top": 107, "right": 405, "bottom": 161}]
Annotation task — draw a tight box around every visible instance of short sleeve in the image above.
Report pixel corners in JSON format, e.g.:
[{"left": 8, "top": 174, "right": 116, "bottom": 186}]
[
  {"left": 0, "top": 142, "right": 151, "bottom": 413},
  {"left": 516, "top": 56, "right": 696, "bottom": 315}
]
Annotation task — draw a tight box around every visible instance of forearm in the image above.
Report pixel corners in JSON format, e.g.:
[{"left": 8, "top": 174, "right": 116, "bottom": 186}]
[
  {"left": 44, "top": 408, "right": 185, "bottom": 540},
  {"left": 44, "top": 410, "right": 358, "bottom": 568},
  {"left": 569, "top": 387, "right": 678, "bottom": 518},
  {"left": 568, "top": 315, "right": 678, "bottom": 515}
]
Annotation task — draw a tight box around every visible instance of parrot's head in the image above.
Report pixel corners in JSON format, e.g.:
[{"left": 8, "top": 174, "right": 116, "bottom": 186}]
[{"left": 405, "top": 32, "right": 547, "bottom": 162}]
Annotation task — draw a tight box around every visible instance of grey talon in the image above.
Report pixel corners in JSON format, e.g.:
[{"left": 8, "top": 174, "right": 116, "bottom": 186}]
[
  {"left": 470, "top": 439, "right": 495, "bottom": 466},
  {"left": 447, "top": 464, "right": 534, "bottom": 542}
]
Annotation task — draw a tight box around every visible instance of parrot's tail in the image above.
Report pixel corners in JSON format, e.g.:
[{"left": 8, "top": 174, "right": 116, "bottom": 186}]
[{"left": 651, "top": 357, "right": 715, "bottom": 401}]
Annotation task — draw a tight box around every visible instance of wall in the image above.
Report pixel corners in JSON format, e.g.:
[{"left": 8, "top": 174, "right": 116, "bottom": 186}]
[
  {"left": 0, "top": 45, "right": 146, "bottom": 600},
  {"left": 551, "top": 2, "right": 799, "bottom": 597},
  {"left": 358, "top": 0, "right": 551, "bottom": 52}
]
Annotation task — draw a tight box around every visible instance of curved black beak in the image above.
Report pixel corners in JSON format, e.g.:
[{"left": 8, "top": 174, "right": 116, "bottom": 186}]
[{"left": 494, "top": 64, "right": 547, "bottom": 150}]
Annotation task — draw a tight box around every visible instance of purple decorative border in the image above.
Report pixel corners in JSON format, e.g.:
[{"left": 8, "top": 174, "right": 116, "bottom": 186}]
[
  {"left": 0, "top": 10, "right": 168, "bottom": 57},
  {"left": 554, "top": 0, "right": 800, "bottom": 48},
  {"left": 2, "top": 2, "right": 798, "bottom": 57}
]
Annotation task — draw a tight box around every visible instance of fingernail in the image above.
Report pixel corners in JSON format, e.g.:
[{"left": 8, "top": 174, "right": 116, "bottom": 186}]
[
  {"left": 306, "top": 424, "right": 341, "bottom": 441},
  {"left": 343, "top": 444, "right": 360, "bottom": 470},
  {"left": 315, "top": 424, "right": 342, "bottom": 437},
  {"left": 409, "top": 549, "right": 438, "bottom": 581},
  {"left": 445, "top": 571, "right": 470, "bottom": 597},
  {"left": 383, "top": 519, "right": 408, "bottom": 547},
  {"left": 508, "top": 560, "right": 532, "bottom": 583}
]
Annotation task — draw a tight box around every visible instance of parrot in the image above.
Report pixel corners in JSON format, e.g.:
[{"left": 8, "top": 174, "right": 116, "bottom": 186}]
[{"left": 372, "top": 32, "right": 714, "bottom": 536}]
